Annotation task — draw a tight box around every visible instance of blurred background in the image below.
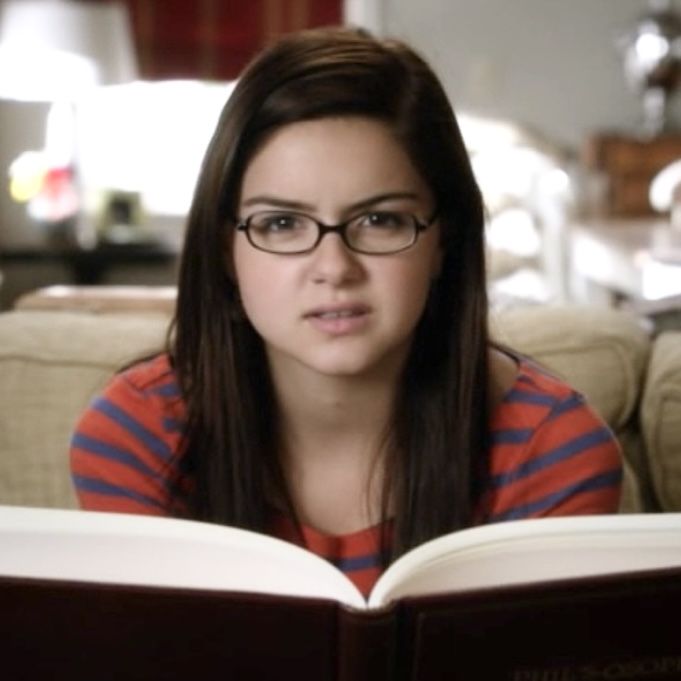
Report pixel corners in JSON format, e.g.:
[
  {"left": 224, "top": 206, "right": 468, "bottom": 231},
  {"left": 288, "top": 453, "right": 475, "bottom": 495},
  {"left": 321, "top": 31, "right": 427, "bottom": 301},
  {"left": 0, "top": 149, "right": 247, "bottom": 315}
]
[{"left": 1, "top": 0, "right": 680, "bottom": 326}]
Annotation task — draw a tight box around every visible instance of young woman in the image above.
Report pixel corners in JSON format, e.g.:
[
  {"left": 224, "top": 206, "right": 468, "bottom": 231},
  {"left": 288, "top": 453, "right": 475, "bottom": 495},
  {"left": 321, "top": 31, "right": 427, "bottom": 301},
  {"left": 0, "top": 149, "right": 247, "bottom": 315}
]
[{"left": 70, "top": 27, "right": 622, "bottom": 597}]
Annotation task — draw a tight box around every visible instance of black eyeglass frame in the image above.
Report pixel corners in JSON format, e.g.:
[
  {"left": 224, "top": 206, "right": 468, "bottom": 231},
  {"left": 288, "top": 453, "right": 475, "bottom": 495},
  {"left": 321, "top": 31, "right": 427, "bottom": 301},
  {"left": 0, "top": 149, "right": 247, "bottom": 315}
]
[{"left": 235, "top": 209, "right": 439, "bottom": 256}]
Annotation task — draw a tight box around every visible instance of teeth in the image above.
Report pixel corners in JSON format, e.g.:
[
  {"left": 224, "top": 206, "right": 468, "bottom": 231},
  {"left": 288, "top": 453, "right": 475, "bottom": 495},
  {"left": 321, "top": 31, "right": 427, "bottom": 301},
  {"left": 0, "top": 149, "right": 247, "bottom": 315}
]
[{"left": 317, "top": 310, "right": 360, "bottom": 319}]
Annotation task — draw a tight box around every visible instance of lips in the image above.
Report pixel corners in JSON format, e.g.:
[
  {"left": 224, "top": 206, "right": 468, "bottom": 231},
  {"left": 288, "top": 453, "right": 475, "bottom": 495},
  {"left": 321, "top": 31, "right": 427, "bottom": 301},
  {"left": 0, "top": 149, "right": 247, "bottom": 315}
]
[
  {"left": 304, "top": 303, "right": 369, "bottom": 318},
  {"left": 304, "top": 304, "right": 370, "bottom": 335},
  {"left": 312, "top": 309, "right": 364, "bottom": 319}
]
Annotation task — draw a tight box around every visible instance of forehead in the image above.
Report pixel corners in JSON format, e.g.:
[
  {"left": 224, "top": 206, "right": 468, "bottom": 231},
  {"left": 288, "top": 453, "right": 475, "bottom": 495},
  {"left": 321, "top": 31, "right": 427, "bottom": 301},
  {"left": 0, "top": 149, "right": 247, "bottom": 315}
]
[{"left": 238, "top": 116, "right": 432, "bottom": 209}]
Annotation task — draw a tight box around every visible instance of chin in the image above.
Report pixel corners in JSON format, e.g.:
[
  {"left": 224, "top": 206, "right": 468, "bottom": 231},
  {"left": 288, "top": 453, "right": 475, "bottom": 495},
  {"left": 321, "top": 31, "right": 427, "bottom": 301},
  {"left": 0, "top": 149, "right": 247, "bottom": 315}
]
[
  {"left": 303, "top": 355, "right": 375, "bottom": 378},
  {"left": 304, "top": 344, "right": 409, "bottom": 380}
]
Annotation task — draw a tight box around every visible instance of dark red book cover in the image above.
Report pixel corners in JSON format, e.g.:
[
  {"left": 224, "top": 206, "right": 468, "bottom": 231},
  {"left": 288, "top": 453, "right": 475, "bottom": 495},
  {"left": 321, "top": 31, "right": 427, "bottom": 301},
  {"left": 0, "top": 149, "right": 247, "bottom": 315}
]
[{"left": 3, "top": 566, "right": 681, "bottom": 681}]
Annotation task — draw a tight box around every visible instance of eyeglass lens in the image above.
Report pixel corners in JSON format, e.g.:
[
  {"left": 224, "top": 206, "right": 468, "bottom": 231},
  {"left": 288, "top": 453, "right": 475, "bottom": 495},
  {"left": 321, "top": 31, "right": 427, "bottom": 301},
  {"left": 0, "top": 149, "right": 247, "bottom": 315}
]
[{"left": 245, "top": 211, "right": 419, "bottom": 254}]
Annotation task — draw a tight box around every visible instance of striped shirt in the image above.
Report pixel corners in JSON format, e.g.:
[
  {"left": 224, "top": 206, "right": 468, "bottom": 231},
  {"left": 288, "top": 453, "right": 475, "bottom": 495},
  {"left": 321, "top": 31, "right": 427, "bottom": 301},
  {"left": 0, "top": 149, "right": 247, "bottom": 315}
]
[{"left": 69, "top": 353, "right": 622, "bottom": 598}]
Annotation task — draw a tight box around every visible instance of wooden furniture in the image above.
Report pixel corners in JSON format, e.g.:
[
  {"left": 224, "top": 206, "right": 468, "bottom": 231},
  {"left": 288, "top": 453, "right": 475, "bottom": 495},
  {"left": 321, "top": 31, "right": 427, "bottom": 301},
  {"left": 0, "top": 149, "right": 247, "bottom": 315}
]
[
  {"left": 0, "top": 242, "right": 178, "bottom": 311},
  {"left": 583, "top": 133, "right": 681, "bottom": 217},
  {"left": 0, "top": 242, "right": 177, "bottom": 286}
]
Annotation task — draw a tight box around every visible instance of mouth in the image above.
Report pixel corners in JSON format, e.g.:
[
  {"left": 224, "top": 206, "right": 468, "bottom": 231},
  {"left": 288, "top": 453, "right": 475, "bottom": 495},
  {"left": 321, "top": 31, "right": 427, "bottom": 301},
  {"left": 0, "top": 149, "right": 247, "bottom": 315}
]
[
  {"left": 303, "top": 304, "right": 371, "bottom": 335},
  {"left": 304, "top": 305, "right": 370, "bottom": 320}
]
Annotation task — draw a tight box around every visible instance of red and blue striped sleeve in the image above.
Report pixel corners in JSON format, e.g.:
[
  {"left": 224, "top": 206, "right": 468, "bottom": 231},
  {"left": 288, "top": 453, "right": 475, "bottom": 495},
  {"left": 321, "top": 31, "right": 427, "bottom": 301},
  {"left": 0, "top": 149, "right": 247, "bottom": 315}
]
[
  {"left": 69, "top": 355, "right": 188, "bottom": 515},
  {"left": 484, "top": 362, "right": 622, "bottom": 522}
]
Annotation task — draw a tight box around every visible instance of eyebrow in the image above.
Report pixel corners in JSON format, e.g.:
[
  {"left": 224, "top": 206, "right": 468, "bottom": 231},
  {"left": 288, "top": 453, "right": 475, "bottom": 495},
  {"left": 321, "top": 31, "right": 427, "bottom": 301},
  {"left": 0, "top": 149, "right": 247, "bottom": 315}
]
[{"left": 240, "top": 191, "right": 423, "bottom": 213}]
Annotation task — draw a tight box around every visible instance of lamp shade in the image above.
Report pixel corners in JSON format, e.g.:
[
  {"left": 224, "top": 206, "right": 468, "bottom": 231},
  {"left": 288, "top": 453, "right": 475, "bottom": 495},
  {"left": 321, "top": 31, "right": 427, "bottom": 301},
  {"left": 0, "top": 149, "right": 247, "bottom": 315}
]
[{"left": 0, "top": 0, "right": 138, "bottom": 101}]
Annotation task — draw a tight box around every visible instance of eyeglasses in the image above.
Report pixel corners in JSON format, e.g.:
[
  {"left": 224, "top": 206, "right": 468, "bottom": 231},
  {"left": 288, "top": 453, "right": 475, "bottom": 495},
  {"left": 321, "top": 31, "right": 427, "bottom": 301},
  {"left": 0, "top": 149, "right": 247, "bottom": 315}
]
[{"left": 235, "top": 210, "right": 438, "bottom": 255}]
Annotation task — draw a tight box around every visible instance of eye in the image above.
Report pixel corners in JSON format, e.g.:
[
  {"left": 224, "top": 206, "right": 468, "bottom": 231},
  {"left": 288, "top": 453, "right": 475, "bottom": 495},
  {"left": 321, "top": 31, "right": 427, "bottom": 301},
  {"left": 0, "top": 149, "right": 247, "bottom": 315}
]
[
  {"left": 358, "top": 211, "right": 411, "bottom": 229},
  {"left": 251, "top": 212, "right": 307, "bottom": 233}
]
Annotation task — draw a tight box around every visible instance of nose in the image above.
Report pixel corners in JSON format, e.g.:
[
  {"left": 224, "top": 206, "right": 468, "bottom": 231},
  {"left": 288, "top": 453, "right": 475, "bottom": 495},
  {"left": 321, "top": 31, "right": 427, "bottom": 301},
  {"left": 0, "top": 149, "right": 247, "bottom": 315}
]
[{"left": 309, "top": 232, "right": 363, "bottom": 285}]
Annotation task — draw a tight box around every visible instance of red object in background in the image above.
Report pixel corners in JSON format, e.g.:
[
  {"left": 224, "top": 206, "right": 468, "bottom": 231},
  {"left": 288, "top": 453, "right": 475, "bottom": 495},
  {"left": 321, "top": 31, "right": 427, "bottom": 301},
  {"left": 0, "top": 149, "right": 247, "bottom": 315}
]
[
  {"left": 40, "top": 166, "right": 80, "bottom": 223},
  {"left": 119, "top": 0, "right": 342, "bottom": 81}
]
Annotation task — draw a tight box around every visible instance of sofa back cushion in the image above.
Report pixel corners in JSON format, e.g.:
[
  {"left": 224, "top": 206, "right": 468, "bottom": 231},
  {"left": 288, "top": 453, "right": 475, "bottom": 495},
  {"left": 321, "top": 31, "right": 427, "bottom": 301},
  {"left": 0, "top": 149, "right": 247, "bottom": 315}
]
[
  {"left": 491, "top": 305, "right": 652, "bottom": 512},
  {"left": 0, "top": 311, "right": 169, "bottom": 508},
  {"left": 0, "top": 304, "right": 659, "bottom": 513},
  {"left": 491, "top": 305, "right": 650, "bottom": 430}
]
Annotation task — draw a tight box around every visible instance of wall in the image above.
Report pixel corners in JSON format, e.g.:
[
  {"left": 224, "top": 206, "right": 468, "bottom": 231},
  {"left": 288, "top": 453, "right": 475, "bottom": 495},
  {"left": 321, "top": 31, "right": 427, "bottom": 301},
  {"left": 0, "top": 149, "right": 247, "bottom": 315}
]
[
  {"left": 0, "top": 100, "right": 52, "bottom": 248},
  {"left": 369, "top": 0, "right": 681, "bottom": 151}
]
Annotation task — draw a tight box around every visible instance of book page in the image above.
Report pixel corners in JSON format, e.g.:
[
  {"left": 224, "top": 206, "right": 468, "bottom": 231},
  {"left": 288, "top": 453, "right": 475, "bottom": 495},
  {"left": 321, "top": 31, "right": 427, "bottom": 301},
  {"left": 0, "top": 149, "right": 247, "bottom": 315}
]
[
  {"left": 0, "top": 505, "right": 366, "bottom": 609},
  {"left": 368, "top": 514, "right": 681, "bottom": 608}
]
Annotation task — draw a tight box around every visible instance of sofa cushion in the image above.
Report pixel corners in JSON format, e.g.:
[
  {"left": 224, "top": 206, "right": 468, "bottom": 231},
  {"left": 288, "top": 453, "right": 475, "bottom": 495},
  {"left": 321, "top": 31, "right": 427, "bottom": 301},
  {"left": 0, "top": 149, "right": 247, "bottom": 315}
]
[
  {"left": 492, "top": 305, "right": 652, "bottom": 513},
  {"left": 491, "top": 305, "right": 651, "bottom": 431},
  {"left": 641, "top": 331, "right": 681, "bottom": 511},
  {"left": 0, "top": 311, "right": 170, "bottom": 509}
]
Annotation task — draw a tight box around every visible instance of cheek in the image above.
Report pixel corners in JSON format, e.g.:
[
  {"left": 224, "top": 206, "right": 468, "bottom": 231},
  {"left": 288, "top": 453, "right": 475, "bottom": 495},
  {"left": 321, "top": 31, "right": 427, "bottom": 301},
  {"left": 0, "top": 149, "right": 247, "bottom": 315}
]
[
  {"left": 381, "top": 259, "right": 437, "bottom": 325},
  {"left": 235, "top": 265, "right": 275, "bottom": 323},
  {"left": 233, "top": 242, "right": 266, "bottom": 316},
  {"left": 232, "top": 243, "right": 293, "bottom": 331}
]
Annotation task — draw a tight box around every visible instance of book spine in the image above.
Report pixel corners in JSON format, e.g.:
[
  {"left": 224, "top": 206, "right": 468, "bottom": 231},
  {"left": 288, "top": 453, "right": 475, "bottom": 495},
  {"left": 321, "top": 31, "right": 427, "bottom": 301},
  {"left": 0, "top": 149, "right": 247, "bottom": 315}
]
[{"left": 336, "top": 607, "right": 396, "bottom": 681}]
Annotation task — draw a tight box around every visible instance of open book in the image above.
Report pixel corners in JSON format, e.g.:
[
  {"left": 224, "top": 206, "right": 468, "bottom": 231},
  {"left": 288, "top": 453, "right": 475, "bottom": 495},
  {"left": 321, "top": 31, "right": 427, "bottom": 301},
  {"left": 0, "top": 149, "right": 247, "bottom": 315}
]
[{"left": 2, "top": 506, "right": 681, "bottom": 680}]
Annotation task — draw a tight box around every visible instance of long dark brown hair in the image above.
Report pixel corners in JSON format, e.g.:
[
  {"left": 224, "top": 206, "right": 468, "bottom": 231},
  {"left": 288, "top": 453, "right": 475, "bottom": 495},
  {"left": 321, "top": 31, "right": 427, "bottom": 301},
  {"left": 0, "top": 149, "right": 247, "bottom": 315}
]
[{"left": 171, "top": 27, "right": 489, "bottom": 560}]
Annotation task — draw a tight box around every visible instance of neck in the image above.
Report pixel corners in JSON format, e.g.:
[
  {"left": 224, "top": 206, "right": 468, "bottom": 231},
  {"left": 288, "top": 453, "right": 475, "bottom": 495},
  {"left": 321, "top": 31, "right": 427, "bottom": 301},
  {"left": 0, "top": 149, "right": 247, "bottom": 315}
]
[
  {"left": 272, "top": 366, "right": 397, "bottom": 460},
  {"left": 272, "top": 370, "right": 395, "bottom": 534},
  {"left": 265, "top": 353, "right": 405, "bottom": 534}
]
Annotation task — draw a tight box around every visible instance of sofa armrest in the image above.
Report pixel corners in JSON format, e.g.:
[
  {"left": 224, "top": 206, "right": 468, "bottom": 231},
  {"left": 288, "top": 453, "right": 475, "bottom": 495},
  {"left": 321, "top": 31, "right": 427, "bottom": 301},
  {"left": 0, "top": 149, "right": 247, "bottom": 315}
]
[
  {"left": 0, "top": 310, "right": 170, "bottom": 509},
  {"left": 641, "top": 331, "right": 681, "bottom": 511}
]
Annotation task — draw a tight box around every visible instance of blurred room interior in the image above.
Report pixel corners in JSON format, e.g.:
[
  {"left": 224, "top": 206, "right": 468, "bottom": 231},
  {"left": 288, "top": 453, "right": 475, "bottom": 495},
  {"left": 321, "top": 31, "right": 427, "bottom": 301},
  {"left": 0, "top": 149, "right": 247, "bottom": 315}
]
[{"left": 0, "top": 0, "right": 680, "bottom": 330}]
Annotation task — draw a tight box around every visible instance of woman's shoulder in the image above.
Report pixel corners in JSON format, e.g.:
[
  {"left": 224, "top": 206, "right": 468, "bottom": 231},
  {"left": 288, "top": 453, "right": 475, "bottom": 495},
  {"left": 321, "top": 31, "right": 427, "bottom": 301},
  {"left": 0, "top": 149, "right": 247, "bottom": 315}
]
[
  {"left": 70, "top": 352, "right": 188, "bottom": 516},
  {"left": 491, "top": 349, "right": 591, "bottom": 430},
  {"left": 99, "top": 352, "right": 185, "bottom": 423},
  {"left": 485, "top": 349, "right": 622, "bottom": 519},
  {"left": 117, "top": 353, "right": 178, "bottom": 394}
]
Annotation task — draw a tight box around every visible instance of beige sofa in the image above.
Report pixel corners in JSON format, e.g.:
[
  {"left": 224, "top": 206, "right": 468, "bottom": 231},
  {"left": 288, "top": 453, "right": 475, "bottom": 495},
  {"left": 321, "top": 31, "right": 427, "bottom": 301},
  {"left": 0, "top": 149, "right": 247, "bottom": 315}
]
[{"left": 0, "top": 299, "right": 679, "bottom": 514}]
